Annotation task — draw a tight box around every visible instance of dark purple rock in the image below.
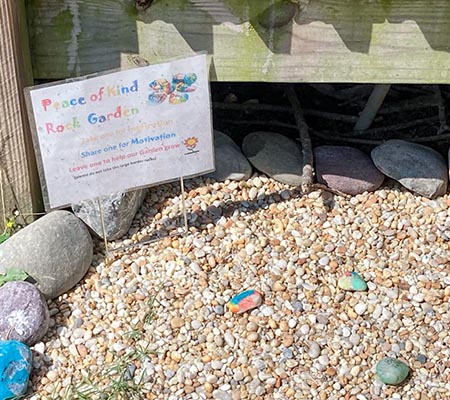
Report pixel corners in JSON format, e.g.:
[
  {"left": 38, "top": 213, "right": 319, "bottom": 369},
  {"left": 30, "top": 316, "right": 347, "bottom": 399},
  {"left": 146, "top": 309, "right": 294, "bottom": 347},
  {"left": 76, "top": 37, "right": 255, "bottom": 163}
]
[
  {"left": 0, "top": 281, "right": 50, "bottom": 345},
  {"left": 314, "top": 146, "right": 384, "bottom": 195}
]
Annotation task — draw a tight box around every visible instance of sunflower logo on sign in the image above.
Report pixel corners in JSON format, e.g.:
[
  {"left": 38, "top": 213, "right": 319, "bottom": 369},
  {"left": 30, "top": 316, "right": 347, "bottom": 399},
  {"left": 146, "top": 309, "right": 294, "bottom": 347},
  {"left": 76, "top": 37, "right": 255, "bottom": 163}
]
[{"left": 183, "top": 137, "right": 199, "bottom": 154}]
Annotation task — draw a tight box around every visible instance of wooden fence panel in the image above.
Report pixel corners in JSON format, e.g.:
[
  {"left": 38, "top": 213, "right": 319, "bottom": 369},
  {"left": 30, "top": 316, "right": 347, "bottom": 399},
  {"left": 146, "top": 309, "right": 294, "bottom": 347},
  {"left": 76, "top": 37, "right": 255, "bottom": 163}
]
[
  {"left": 27, "top": 0, "right": 450, "bottom": 83},
  {"left": 0, "top": 0, "right": 41, "bottom": 231}
]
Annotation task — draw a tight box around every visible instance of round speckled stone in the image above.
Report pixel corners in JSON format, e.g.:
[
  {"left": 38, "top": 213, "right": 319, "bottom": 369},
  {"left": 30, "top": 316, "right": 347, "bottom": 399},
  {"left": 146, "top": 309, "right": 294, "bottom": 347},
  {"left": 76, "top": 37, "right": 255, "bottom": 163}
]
[
  {"left": 376, "top": 357, "right": 410, "bottom": 385},
  {"left": 0, "top": 281, "right": 50, "bottom": 345}
]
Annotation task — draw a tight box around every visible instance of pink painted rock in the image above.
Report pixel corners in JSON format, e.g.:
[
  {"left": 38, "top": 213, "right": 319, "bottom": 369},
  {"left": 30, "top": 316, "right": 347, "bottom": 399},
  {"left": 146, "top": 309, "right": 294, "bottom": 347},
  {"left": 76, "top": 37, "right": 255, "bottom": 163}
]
[
  {"left": 0, "top": 281, "right": 50, "bottom": 345},
  {"left": 314, "top": 146, "right": 384, "bottom": 195},
  {"left": 227, "top": 290, "right": 263, "bottom": 314}
]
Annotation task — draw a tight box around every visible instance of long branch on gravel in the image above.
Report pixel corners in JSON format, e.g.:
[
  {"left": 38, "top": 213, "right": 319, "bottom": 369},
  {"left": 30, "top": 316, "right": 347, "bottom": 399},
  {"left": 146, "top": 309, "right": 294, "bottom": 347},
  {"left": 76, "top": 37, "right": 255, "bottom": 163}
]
[{"left": 285, "top": 85, "right": 313, "bottom": 190}]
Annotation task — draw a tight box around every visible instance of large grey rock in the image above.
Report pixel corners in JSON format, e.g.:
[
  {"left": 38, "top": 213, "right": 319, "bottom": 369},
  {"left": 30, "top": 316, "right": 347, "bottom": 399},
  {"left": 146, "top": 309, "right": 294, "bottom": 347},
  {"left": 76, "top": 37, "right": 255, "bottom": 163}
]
[
  {"left": 0, "top": 281, "right": 49, "bottom": 345},
  {"left": 371, "top": 140, "right": 448, "bottom": 199},
  {"left": 0, "top": 211, "right": 93, "bottom": 299},
  {"left": 72, "top": 189, "right": 147, "bottom": 240},
  {"left": 314, "top": 145, "right": 384, "bottom": 195},
  {"left": 242, "top": 131, "right": 303, "bottom": 186},
  {"left": 207, "top": 131, "right": 252, "bottom": 182}
]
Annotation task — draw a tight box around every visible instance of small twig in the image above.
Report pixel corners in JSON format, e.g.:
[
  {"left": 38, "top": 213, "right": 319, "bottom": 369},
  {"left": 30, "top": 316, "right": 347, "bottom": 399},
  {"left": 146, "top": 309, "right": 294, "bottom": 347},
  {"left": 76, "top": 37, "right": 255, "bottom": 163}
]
[
  {"left": 296, "top": 183, "right": 350, "bottom": 198},
  {"left": 310, "top": 130, "right": 384, "bottom": 145},
  {"left": 354, "top": 84, "right": 391, "bottom": 131},
  {"left": 313, "top": 124, "right": 450, "bottom": 145},
  {"left": 406, "top": 131, "right": 450, "bottom": 143},
  {"left": 377, "top": 95, "right": 438, "bottom": 115},
  {"left": 213, "top": 101, "right": 361, "bottom": 123},
  {"left": 391, "top": 85, "right": 434, "bottom": 96},
  {"left": 220, "top": 119, "right": 297, "bottom": 130},
  {"left": 285, "top": 85, "right": 313, "bottom": 189},
  {"left": 308, "top": 83, "right": 344, "bottom": 99},
  {"left": 213, "top": 101, "right": 290, "bottom": 113},
  {"left": 338, "top": 94, "right": 370, "bottom": 108},
  {"left": 336, "top": 84, "right": 373, "bottom": 98},
  {"left": 433, "top": 85, "right": 449, "bottom": 135},
  {"left": 304, "top": 109, "right": 360, "bottom": 123},
  {"left": 345, "top": 116, "right": 439, "bottom": 138}
]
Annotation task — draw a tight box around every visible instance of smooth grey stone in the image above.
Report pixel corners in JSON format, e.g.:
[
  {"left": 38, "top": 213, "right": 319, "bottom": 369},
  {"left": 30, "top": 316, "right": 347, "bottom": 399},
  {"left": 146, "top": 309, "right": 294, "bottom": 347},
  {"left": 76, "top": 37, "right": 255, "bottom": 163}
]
[
  {"left": 0, "top": 281, "right": 49, "bottom": 345},
  {"left": 207, "top": 131, "right": 252, "bottom": 182},
  {"left": 242, "top": 131, "right": 303, "bottom": 186},
  {"left": 315, "top": 145, "right": 384, "bottom": 195},
  {"left": 371, "top": 140, "right": 448, "bottom": 199},
  {"left": 0, "top": 210, "right": 93, "bottom": 299},
  {"left": 72, "top": 189, "right": 147, "bottom": 240}
]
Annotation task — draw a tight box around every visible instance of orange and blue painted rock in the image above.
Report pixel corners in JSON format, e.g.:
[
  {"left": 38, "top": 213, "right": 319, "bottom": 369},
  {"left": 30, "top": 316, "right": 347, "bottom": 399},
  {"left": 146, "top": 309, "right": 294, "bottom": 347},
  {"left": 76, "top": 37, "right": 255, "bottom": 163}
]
[
  {"left": 148, "top": 92, "right": 167, "bottom": 105},
  {"left": 169, "top": 92, "right": 189, "bottom": 105},
  {"left": 172, "top": 72, "right": 197, "bottom": 86},
  {"left": 175, "top": 82, "right": 197, "bottom": 93},
  {"left": 338, "top": 272, "right": 368, "bottom": 291},
  {"left": 227, "top": 290, "right": 263, "bottom": 314},
  {"left": 149, "top": 78, "right": 175, "bottom": 94}
]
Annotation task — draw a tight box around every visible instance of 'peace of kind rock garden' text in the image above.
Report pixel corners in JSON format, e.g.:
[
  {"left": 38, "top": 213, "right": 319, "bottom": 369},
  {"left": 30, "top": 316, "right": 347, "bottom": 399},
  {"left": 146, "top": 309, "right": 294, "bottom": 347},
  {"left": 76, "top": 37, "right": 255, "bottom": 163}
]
[{"left": 40, "top": 80, "right": 139, "bottom": 134}]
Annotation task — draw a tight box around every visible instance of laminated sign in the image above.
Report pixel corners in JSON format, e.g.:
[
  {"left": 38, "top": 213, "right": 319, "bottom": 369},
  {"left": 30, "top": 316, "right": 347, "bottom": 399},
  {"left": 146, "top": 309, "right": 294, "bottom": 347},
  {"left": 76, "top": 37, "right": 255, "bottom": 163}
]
[{"left": 25, "top": 54, "right": 214, "bottom": 210}]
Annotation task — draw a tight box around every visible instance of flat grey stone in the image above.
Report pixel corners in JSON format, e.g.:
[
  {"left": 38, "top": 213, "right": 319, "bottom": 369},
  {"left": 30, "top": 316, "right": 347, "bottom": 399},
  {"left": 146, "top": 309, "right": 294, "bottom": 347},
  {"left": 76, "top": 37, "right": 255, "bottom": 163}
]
[
  {"left": 242, "top": 131, "right": 303, "bottom": 186},
  {"left": 0, "top": 210, "right": 93, "bottom": 299},
  {"left": 72, "top": 189, "right": 147, "bottom": 240},
  {"left": 371, "top": 140, "right": 448, "bottom": 198},
  {"left": 0, "top": 281, "right": 49, "bottom": 345},
  {"left": 314, "top": 145, "right": 384, "bottom": 195},
  {"left": 207, "top": 131, "right": 252, "bottom": 182}
]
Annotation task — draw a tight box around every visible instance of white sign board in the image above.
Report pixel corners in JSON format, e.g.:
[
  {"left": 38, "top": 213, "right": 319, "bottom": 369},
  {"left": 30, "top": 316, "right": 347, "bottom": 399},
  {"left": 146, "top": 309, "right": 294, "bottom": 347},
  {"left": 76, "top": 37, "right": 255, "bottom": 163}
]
[{"left": 26, "top": 54, "right": 214, "bottom": 210}]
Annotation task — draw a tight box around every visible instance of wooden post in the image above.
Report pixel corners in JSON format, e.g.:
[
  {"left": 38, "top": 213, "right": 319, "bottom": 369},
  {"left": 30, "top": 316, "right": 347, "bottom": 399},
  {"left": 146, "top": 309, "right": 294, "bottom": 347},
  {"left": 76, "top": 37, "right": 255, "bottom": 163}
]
[{"left": 0, "top": 0, "right": 42, "bottom": 230}]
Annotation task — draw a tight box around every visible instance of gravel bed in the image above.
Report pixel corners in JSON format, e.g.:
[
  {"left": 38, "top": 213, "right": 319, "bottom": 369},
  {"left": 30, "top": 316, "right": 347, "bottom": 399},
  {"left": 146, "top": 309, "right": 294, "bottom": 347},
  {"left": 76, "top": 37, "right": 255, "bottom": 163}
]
[{"left": 28, "top": 175, "right": 450, "bottom": 399}]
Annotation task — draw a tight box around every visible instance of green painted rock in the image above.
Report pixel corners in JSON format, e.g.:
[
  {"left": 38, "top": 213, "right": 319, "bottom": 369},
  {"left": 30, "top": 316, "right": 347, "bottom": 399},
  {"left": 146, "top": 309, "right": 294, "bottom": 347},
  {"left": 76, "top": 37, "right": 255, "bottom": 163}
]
[
  {"left": 376, "top": 358, "right": 409, "bottom": 385},
  {"left": 338, "top": 272, "right": 368, "bottom": 291}
]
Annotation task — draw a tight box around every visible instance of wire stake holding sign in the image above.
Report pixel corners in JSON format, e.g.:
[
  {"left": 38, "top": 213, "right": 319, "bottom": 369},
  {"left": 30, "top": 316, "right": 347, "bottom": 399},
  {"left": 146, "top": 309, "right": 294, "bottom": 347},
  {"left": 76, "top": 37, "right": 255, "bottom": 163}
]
[{"left": 101, "top": 175, "right": 190, "bottom": 258}]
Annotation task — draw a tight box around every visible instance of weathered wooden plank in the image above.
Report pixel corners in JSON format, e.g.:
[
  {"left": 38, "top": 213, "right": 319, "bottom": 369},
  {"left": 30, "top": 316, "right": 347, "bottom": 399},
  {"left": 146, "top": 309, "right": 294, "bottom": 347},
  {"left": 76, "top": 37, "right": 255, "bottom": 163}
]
[
  {"left": 0, "top": 0, "right": 42, "bottom": 231},
  {"left": 28, "top": 0, "right": 450, "bottom": 83}
]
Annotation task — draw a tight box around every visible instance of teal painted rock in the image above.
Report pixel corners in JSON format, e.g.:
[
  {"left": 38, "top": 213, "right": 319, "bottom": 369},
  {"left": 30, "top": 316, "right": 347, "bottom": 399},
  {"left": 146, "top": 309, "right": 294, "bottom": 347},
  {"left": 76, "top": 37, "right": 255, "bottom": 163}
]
[
  {"left": 338, "top": 272, "right": 368, "bottom": 291},
  {"left": 0, "top": 341, "right": 32, "bottom": 399},
  {"left": 376, "top": 357, "right": 410, "bottom": 385}
]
